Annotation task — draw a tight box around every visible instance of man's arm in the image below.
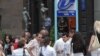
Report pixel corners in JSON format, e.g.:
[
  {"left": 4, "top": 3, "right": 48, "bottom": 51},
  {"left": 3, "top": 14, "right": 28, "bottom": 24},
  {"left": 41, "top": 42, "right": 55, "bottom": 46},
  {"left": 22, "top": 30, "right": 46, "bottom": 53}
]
[
  {"left": 26, "top": 47, "right": 34, "bottom": 56},
  {"left": 25, "top": 40, "right": 35, "bottom": 56}
]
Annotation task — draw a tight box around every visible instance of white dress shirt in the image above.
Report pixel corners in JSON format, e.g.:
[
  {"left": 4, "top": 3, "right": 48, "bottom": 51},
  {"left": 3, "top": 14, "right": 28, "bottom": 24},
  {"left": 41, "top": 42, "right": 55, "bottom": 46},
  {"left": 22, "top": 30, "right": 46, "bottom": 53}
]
[
  {"left": 41, "top": 45, "right": 56, "bottom": 56},
  {"left": 26, "top": 39, "right": 40, "bottom": 56},
  {"left": 12, "top": 48, "right": 30, "bottom": 56}
]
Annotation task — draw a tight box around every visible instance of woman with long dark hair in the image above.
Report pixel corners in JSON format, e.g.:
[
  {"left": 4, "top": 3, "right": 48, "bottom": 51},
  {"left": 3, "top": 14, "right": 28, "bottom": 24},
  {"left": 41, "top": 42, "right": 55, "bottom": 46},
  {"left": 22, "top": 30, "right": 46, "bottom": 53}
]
[
  {"left": 71, "top": 32, "right": 86, "bottom": 55},
  {"left": 4, "top": 34, "right": 14, "bottom": 55}
]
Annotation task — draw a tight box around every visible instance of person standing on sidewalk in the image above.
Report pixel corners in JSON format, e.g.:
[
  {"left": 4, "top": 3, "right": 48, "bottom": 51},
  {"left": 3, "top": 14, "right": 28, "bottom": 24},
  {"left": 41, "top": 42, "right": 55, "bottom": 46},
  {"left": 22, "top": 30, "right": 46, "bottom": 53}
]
[
  {"left": 54, "top": 33, "right": 72, "bottom": 56},
  {"left": 40, "top": 36, "right": 56, "bottom": 56},
  {"left": 26, "top": 33, "right": 44, "bottom": 56},
  {"left": 12, "top": 38, "right": 30, "bottom": 56}
]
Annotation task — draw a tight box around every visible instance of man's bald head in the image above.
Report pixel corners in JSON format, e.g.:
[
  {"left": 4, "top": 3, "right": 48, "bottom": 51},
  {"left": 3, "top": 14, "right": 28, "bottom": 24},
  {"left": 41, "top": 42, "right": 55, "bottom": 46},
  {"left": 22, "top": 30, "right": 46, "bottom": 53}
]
[{"left": 40, "top": 29, "right": 49, "bottom": 36}]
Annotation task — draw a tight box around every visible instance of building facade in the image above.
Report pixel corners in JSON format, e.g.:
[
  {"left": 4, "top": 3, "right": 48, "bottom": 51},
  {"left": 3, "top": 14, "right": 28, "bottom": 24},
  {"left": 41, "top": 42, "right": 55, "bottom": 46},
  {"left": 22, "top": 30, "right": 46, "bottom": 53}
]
[
  {"left": 0, "top": 0, "right": 24, "bottom": 36},
  {"left": 27, "top": 0, "right": 54, "bottom": 34},
  {"left": 0, "top": 0, "right": 99, "bottom": 37},
  {"left": 28, "top": 0, "right": 94, "bottom": 36}
]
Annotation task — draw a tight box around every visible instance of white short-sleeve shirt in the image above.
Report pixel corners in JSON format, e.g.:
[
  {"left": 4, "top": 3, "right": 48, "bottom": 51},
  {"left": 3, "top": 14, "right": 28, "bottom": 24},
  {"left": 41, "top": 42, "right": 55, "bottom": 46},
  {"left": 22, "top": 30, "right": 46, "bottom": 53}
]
[
  {"left": 26, "top": 39, "right": 40, "bottom": 56},
  {"left": 41, "top": 45, "right": 56, "bottom": 56}
]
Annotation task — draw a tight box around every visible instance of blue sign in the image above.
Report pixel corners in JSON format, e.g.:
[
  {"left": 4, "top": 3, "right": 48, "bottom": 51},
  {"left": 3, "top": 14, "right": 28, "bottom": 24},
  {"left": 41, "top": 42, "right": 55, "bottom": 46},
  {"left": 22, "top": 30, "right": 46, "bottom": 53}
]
[
  {"left": 57, "top": 0, "right": 76, "bottom": 16},
  {"left": 58, "top": 0, "right": 75, "bottom": 10},
  {"left": 54, "top": 0, "right": 79, "bottom": 41},
  {"left": 57, "top": 10, "right": 76, "bottom": 16}
]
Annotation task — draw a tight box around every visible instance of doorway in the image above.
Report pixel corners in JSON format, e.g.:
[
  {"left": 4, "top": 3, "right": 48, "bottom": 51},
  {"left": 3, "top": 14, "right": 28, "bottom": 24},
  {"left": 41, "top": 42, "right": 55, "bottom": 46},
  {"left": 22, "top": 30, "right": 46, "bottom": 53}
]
[{"left": 57, "top": 16, "right": 76, "bottom": 37}]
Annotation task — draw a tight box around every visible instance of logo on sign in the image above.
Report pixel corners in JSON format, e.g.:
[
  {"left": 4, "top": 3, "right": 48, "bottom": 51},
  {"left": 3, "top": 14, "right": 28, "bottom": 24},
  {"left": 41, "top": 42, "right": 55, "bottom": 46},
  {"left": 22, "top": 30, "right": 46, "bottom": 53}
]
[{"left": 58, "top": 0, "right": 75, "bottom": 10}]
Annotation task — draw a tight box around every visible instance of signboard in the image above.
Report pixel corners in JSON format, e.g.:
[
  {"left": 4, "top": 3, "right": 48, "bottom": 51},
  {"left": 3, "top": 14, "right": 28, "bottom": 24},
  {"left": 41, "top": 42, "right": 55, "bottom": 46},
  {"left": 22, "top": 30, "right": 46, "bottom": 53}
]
[
  {"left": 54, "top": 0, "right": 78, "bottom": 41},
  {"left": 57, "top": 0, "right": 76, "bottom": 16}
]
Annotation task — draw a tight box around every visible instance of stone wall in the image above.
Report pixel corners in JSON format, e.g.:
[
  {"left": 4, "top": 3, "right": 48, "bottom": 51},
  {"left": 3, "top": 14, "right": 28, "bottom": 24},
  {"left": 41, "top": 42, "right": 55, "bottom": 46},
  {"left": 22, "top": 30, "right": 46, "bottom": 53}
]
[
  {"left": 0, "top": 0, "right": 24, "bottom": 36},
  {"left": 94, "top": 0, "right": 100, "bottom": 21}
]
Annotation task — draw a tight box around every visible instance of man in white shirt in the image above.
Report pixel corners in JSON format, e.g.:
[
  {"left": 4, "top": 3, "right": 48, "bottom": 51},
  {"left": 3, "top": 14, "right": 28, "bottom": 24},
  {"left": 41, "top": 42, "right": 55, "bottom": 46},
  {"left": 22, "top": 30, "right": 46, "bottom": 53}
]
[
  {"left": 41, "top": 36, "right": 56, "bottom": 56},
  {"left": 26, "top": 33, "right": 44, "bottom": 56},
  {"left": 54, "top": 33, "right": 72, "bottom": 56},
  {"left": 12, "top": 39, "right": 30, "bottom": 56}
]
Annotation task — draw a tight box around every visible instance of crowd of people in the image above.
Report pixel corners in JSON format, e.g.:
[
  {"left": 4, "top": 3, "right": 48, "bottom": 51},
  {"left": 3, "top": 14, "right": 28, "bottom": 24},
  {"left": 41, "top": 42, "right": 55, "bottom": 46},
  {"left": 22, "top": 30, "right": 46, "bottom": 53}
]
[{"left": 0, "top": 25, "right": 99, "bottom": 56}]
